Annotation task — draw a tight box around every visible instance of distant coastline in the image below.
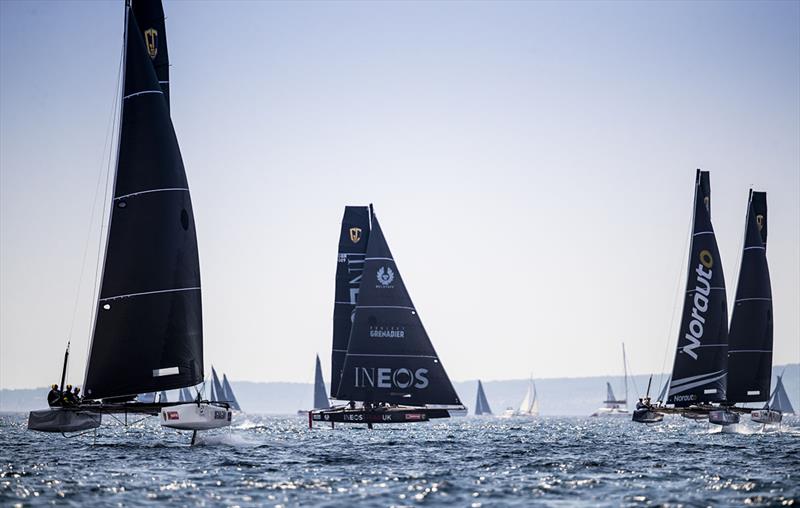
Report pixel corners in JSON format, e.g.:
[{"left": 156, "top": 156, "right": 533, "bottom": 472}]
[{"left": 2, "top": 364, "right": 797, "bottom": 416}]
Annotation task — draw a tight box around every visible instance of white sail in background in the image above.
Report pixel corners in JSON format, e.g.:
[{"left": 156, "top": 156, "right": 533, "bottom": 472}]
[{"left": 516, "top": 379, "right": 539, "bottom": 416}]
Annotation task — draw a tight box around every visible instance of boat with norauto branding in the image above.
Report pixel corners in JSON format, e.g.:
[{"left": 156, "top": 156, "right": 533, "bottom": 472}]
[
  {"left": 633, "top": 172, "right": 780, "bottom": 427},
  {"left": 26, "top": 0, "right": 230, "bottom": 444},
  {"left": 309, "top": 205, "right": 465, "bottom": 428}
]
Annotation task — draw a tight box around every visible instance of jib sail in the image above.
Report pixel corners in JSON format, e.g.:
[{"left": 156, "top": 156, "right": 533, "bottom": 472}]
[
  {"left": 336, "top": 207, "right": 461, "bottom": 406},
  {"left": 475, "top": 380, "right": 492, "bottom": 415}
]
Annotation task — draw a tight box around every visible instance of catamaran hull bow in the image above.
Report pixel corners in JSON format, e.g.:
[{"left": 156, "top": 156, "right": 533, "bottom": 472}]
[
  {"left": 751, "top": 409, "right": 782, "bottom": 425},
  {"left": 309, "top": 406, "right": 452, "bottom": 426},
  {"left": 160, "top": 403, "right": 232, "bottom": 430},
  {"left": 28, "top": 409, "right": 102, "bottom": 433}
]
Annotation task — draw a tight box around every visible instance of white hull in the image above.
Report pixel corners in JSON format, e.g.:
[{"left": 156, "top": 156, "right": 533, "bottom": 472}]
[
  {"left": 751, "top": 409, "right": 782, "bottom": 425},
  {"left": 591, "top": 407, "right": 630, "bottom": 417},
  {"left": 709, "top": 409, "right": 740, "bottom": 426},
  {"left": 160, "top": 403, "right": 232, "bottom": 430}
]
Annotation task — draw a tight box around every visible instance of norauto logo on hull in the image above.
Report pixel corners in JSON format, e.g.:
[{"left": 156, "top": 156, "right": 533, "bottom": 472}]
[
  {"left": 683, "top": 249, "right": 714, "bottom": 360},
  {"left": 354, "top": 367, "right": 429, "bottom": 389}
]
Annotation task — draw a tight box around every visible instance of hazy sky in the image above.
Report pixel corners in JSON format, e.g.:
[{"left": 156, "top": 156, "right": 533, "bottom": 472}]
[{"left": 1, "top": 1, "right": 798, "bottom": 391}]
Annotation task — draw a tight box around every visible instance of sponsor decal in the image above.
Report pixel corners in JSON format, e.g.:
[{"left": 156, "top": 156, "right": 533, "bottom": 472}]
[
  {"left": 376, "top": 266, "right": 394, "bottom": 288},
  {"left": 682, "top": 249, "right": 714, "bottom": 360},
  {"left": 703, "top": 196, "right": 710, "bottom": 212},
  {"left": 673, "top": 394, "right": 697, "bottom": 402},
  {"left": 344, "top": 413, "right": 364, "bottom": 422},
  {"left": 144, "top": 28, "right": 158, "bottom": 59},
  {"left": 354, "top": 367, "right": 429, "bottom": 389},
  {"left": 166, "top": 411, "right": 180, "bottom": 420},
  {"left": 405, "top": 413, "right": 424, "bottom": 421},
  {"left": 369, "top": 325, "right": 405, "bottom": 339},
  {"left": 349, "top": 227, "right": 362, "bottom": 243},
  {"left": 214, "top": 410, "right": 227, "bottom": 420}
]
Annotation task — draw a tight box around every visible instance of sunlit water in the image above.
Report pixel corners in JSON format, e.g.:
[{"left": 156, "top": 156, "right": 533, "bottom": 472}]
[{"left": 1, "top": 413, "right": 798, "bottom": 506}]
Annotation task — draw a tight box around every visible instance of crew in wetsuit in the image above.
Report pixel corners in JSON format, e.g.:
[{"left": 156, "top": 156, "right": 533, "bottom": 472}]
[
  {"left": 73, "top": 386, "right": 81, "bottom": 404},
  {"left": 47, "top": 384, "right": 61, "bottom": 407}
]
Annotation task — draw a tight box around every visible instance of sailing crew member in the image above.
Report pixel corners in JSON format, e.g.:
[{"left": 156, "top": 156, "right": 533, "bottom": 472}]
[
  {"left": 636, "top": 398, "right": 645, "bottom": 410},
  {"left": 63, "top": 384, "right": 76, "bottom": 406},
  {"left": 73, "top": 386, "right": 81, "bottom": 403},
  {"left": 47, "top": 384, "right": 61, "bottom": 407}
]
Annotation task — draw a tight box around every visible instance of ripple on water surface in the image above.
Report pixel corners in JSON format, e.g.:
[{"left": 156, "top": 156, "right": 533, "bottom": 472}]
[{"left": 1, "top": 413, "right": 798, "bottom": 506}]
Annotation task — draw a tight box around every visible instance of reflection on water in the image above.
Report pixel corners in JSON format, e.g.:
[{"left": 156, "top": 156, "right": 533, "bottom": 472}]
[{"left": 1, "top": 413, "right": 798, "bottom": 506}]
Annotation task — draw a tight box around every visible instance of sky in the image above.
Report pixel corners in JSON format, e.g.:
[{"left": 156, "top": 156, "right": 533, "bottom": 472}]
[{"left": 1, "top": 0, "right": 798, "bottom": 390}]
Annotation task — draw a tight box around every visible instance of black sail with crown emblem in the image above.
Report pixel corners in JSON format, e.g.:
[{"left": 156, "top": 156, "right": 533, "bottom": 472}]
[
  {"left": 330, "top": 206, "right": 371, "bottom": 397},
  {"left": 726, "top": 191, "right": 773, "bottom": 403},
  {"left": 336, "top": 207, "right": 461, "bottom": 406},
  {"left": 82, "top": 6, "right": 203, "bottom": 400},
  {"left": 132, "top": 0, "right": 170, "bottom": 109},
  {"left": 668, "top": 170, "right": 728, "bottom": 406}
]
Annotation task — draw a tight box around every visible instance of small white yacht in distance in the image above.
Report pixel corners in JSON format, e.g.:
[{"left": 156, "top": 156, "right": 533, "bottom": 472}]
[
  {"left": 591, "top": 344, "right": 630, "bottom": 417},
  {"left": 502, "top": 377, "right": 539, "bottom": 418}
]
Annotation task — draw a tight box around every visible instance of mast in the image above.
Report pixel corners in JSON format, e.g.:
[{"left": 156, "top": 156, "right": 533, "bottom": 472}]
[
  {"left": 335, "top": 206, "right": 461, "bottom": 407},
  {"left": 726, "top": 190, "right": 773, "bottom": 404},
  {"left": 59, "top": 342, "right": 70, "bottom": 393},
  {"left": 667, "top": 170, "right": 728, "bottom": 407},
  {"left": 622, "top": 343, "right": 628, "bottom": 409},
  {"left": 83, "top": 1, "right": 204, "bottom": 400}
]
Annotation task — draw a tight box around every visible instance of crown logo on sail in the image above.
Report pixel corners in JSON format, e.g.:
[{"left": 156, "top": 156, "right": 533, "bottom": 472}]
[
  {"left": 144, "top": 28, "right": 158, "bottom": 59},
  {"left": 349, "top": 227, "right": 362, "bottom": 243},
  {"left": 376, "top": 266, "right": 394, "bottom": 287},
  {"left": 756, "top": 214, "right": 764, "bottom": 230}
]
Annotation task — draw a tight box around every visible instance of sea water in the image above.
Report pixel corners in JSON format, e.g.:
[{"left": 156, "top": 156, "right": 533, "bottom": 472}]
[{"left": 1, "top": 413, "right": 798, "bottom": 506}]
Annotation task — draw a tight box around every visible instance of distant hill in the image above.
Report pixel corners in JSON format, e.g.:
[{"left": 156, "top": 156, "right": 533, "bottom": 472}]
[{"left": 3, "top": 364, "right": 797, "bottom": 416}]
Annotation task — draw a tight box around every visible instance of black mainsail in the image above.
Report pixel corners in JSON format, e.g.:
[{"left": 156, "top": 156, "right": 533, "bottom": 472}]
[
  {"left": 335, "top": 208, "right": 461, "bottom": 407},
  {"left": 667, "top": 170, "right": 728, "bottom": 406},
  {"left": 331, "top": 207, "right": 371, "bottom": 397},
  {"left": 726, "top": 191, "right": 773, "bottom": 403},
  {"left": 83, "top": 6, "right": 203, "bottom": 400},
  {"left": 474, "top": 380, "right": 492, "bottom": 415},
  {"left": 132, "top": 0, "right": 170, "bottom": 108}
]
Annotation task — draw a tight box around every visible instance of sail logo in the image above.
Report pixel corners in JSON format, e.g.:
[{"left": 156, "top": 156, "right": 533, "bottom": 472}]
[
  {"left": 369, "top": 325, "right": 405, "bottom": 338},
  {"left": 144, "top": 29, "right": 158, "bottom": 59},
  {"left": 683, "top": 249, "right": 714, "bottom": 360},
  {"left": 353, "top": 367, "right": 429, "bottom": 389},
  {"left": 756, "top": 214, "right": 764, "bottom": 230},
  {"left": 376, "top": 266, "right": 394, "bottom": 288},
  {"left": 349, "top": 227, "right": 362, "bottom": 243}
]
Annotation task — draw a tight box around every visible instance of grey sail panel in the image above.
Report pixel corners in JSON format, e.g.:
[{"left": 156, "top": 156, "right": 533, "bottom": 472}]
[
  {"left": 331, "top": 206, "right": 371, "bottom": 397},
  {"left": 605, "top": 382, "right": 616, "bottom": 403},
  {"left": 726, "top": 191, "right": 772, "bottom": 403},
  {"left": 668, "top": 170, "right": 728, "bottom": 406},
  {"left": 83, "top": 9, "right": 203, "bottom": 400},
  {"left": 770, "top": 376, "right": 795, "bottom": 414},
  {"left": 314, "top": 355, "right": 330, "bottom": 409},
  {"left": 475, "top": 381, "right": 492, "bottom": 415},
  {"left": 336, "top": 210, "right": 461, "bottom": 406},
  {"left": 211, "top": 367, "right": 225, "bottom": 402},
  {"left": 158, "top": 390, "right": 168, "bottom": 403},
  {"left": 222, "top": 374, "right": 241, "bottom": 411},
  {"left": 179, "top": 387, "right": 192, "bottom": 402},
  {"left": 132, "top": 0, "right": 169, "bottom": 108}
]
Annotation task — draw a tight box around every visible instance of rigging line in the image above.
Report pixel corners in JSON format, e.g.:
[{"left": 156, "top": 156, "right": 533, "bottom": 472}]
[
  {"left": 658, "top": 200, "right": 694, "bottom": 393},
  {"left": 729, "top": 194, "right": 750, "bottom": 317},
  {"left": 81, "top": 30, "right": 126, "bottom": 378}
]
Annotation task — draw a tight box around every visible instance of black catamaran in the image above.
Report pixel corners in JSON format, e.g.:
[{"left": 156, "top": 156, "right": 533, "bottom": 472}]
[
  {"left": 634, "top": 172, "right": 778, "bottom": 426},
  {"left": 310, "top": 205, "right": 464, "bottom": 427},
  {"left": 27, "top": 0, "right": 230, "bottom": 440}
]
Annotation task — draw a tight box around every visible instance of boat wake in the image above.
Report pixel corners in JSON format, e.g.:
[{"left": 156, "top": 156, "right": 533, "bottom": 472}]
[{"left": 193, "top": 432, "right": 260, "bottom": 448}]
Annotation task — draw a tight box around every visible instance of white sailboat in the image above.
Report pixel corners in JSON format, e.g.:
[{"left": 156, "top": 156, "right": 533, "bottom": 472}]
[
  {"left": 591, "top": 344, "right": 630, "bottom": 417},
  {"left": 502, "top": 378, "right": 539, "bottom": 418}
]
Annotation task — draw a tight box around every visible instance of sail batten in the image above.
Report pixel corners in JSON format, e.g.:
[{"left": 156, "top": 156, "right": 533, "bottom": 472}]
[
  {"left": 667, "top": 170, "right": 729, "bottom": 406},
  {"left": 83, "top": 6, "right": 203, "bottom": 400}
]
